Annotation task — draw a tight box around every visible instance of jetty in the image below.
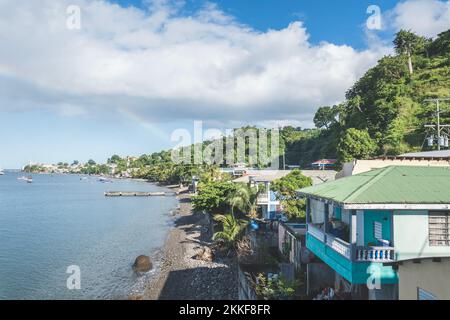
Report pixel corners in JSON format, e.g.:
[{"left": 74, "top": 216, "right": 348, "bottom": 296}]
[{"left": 104, "top": 191, "right": 176, "bottom": 197}]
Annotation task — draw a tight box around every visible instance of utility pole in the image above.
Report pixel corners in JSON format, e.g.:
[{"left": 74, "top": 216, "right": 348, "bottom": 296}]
[
  {"left": 424, "top": 98, "right": 450, "bottom": 150},
  {"left": 277, "top": 122, "right": 286, "bottom": 170}
]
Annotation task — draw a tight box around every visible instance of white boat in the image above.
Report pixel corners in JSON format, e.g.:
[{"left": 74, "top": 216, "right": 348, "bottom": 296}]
[
  {"left": 18, "top": 162, "right": 33, "bottom": 183},
  {"left": 0, "top": 169, "right": 4, "bottom": 175},
  {"left": 18, "top": 176, "right": 33, "bottom": 183}
]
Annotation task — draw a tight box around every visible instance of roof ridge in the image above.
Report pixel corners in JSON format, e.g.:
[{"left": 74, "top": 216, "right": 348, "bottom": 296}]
[{"left": 344, "top": 166, "right": 396, "bottom": 203}]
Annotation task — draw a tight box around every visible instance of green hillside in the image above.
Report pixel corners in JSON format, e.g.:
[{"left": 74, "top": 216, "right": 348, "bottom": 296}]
[{"left": 284, "top": 29, "right": 450, "bottom": 166}]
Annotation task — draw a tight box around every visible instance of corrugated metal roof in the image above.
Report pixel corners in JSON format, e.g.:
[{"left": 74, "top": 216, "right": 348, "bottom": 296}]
[
  {"left": 399, "top": 150, "right": 450, "bottom": 158},
  {"left": 232, "top": 170, "right": 292, "bottom": 183},
  {"left": 301, "top": 170, "right": 337, "bottom": 185},
  {"left": 298, "top": 166, "right": 450, "bottom": 204},
  {"left": 311, "top": 159, "right": 337, "bottom": 165}
]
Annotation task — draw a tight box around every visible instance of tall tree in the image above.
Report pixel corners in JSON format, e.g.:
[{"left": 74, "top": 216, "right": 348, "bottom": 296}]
[
  {"left": 338, "top": 128, "right": 378, "bottom": 162},
  {"left": 393, "top": 30, "right": 429, "bottom": 75},
  {"left": 313, "top": 106, "right": 337, "bottom": 129},
  {"left": 271, "top": 169, "right": 313, "bottom": 221}
]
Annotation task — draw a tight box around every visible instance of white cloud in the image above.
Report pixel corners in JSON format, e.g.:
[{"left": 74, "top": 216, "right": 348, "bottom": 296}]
[
  {"left": 1, "top": 0, "right": 432, "bottom": 129},
  {"left": 389, "top": 0, "right": 450, "bottom": 38}
]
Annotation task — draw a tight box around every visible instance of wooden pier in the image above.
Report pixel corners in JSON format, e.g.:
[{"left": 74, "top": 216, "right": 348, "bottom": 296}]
[{"left": 104, "top": 191, "right": 176, "bottom": 197}]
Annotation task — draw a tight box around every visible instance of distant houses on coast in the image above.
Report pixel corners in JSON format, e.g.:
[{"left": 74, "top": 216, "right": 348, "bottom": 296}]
[{"left": 22, "top": 155, "right": 140, "bottom": 178}]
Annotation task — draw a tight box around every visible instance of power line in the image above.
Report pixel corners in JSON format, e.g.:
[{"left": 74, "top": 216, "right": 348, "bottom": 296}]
[{"left": 423, "top": 98, "right": 450, "bottom": 150}]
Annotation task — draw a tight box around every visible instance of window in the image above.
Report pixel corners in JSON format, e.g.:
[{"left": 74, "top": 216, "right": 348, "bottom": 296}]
[
  {"left": 374, "top": 221, "right": 382, "bottom": 240},
  {"left": 418, "top": 287, "right": 437, "bottom": 300},
  {"left": 429, "top": 211, "right": 450, "bottom": 246}
]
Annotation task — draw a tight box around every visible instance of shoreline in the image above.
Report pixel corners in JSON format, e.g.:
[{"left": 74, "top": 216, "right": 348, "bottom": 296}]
[{"left": 132, "top": 188, "right": 238, "bottom": 300}]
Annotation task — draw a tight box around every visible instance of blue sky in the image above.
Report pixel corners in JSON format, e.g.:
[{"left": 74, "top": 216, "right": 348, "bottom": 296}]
[
  {"left": 0, "top": 0, "right": 448, "bottom": 168},
  {"left": 112, "top": 0, "right": 397, "bottom": 48}
]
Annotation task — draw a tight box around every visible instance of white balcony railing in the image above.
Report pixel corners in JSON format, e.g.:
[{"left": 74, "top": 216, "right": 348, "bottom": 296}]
[
  {"left": 326, "top": 234, "right": 352, "bottom": 260},
  {"left": 356, "top": 247, "right": 395, "bottom": 262},
  {"left": 256, "top": 196, "right": 269, "bottom": 205},
  {"left": 307, "top": 224, "right": 325, "bottom": 242}
]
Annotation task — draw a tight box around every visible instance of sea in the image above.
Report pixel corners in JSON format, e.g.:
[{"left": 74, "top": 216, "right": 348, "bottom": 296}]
[{"left": 0, "top": 171, "right": 178, "bottom": 299}]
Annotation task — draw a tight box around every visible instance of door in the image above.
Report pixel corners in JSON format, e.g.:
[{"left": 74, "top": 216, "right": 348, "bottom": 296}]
[{"left": 356, "top": 210, "right": 365, "bottom": 246}]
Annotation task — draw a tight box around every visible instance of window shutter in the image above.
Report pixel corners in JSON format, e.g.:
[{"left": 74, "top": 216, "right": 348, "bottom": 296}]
[
  {"left": 429, "top": 211, "right": 450, "bottom": 246},
  {"left": 374, "top": 221, "right": 382, "bottom": 240}
]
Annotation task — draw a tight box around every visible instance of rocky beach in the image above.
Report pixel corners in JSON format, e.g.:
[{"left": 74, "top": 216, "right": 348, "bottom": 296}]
[{"left": 139, "top": 189, "right": 238, "bottom": 300}]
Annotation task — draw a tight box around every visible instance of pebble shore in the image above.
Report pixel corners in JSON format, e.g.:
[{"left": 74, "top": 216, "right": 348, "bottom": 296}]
[{"left": 140, "top": 189, "right": 238, "bottom": 300}]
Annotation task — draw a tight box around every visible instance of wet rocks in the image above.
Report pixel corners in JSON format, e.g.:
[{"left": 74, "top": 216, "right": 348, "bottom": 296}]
[{"left": 133, "top": 255, "right": 153, "bottom": 272}]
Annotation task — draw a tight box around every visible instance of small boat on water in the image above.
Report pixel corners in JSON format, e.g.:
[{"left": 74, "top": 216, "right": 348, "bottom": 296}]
[
  {"left": 18, "top": 161, "right": 33, "bottom": 183},
  {"left": 18, "top": 176, "right": 33, "bottom": 183},
  {"left": 0, "top": 170, "right": 4, "bottom": 176},
  {"left": 98, "top": 177, "right": 113, "bottom": 183}
]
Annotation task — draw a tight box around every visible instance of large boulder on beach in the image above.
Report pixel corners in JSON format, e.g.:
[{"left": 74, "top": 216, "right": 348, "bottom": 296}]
[{"left": 133, "top": 255, "right": 153, "bottom": 272}]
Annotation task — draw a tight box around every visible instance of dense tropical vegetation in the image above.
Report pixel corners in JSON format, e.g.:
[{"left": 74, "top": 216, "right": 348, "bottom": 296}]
[
  {"left": 283, "top": 29, "right": 450, "bottom": 165},
  {"left": 271, "top": 169, "right": 313, "bottom": 221}
]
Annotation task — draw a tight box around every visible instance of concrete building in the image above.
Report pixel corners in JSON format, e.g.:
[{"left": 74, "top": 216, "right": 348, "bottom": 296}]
[
  {"left": 298, "top": 166, "right": 450, "bottom": 300},
  {"left": 396, "top": 258, "right": 450, "bottom": 300},
  {"left": 399, "top": 150, "right": 450, "bottom": 158},
  {"left": 278, "top": 222, "right": 310, "bottom": 271},
  {"left": 337, "top": 157, "right": 450, "bottom": 178}
]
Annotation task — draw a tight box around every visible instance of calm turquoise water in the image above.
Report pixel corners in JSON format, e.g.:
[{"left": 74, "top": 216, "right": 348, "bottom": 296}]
[{"left": 0, "top": 172, "right": 177, "bottom": 300}]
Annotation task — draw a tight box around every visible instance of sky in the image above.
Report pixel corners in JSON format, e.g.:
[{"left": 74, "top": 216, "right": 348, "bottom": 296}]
[{"left": 0, "top": 0, "right": 449, "bottom": 168}]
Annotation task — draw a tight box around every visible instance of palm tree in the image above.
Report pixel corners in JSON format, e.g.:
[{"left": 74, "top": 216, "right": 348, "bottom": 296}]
[
  {"left": 200, "top": 165, "right": 223, "bottom": 183},
  {"left": 227, "top": 183, "right": 265, "bottom": 219},
  {"left": 212, "top": 214, "right": 248, "bottom": 248}
]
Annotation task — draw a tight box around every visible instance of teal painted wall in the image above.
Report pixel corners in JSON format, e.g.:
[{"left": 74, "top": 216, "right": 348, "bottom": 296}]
[
  {"left": 334, "top": 207, "right": 342, "bottom": 220},
  {"left": 307, "top": 234, "right": 353, "bottom": 282},
  {"left": 306, "top": 233, "right": 398, "bottom": 284},
  {"left": 363, "top": 210, "right": 392, "bottom": 246}
]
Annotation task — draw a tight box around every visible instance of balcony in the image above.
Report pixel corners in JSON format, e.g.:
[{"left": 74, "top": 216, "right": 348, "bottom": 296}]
[
  {"left": 257, "top": 195, "right": 269, "bottom": 205},
  {"left": 305, "top": 201, "right": 399, "bottom": 285},
  {"left": 307, "top": 223, "right": 395, "bottom": 263},
  {"left": 326, "top": 233, "right": 352, "bottom": 260},
  {"left": 355, "top": 246, "right": 395, "bottom": 262},
  {"left": 307, "top": 223, "right": 325, "bottom": 242}
]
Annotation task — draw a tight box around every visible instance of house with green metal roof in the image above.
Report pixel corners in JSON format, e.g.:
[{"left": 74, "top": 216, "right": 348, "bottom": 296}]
[{"left": 298, "top": 166, "right": 450, "bottom": 300}]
